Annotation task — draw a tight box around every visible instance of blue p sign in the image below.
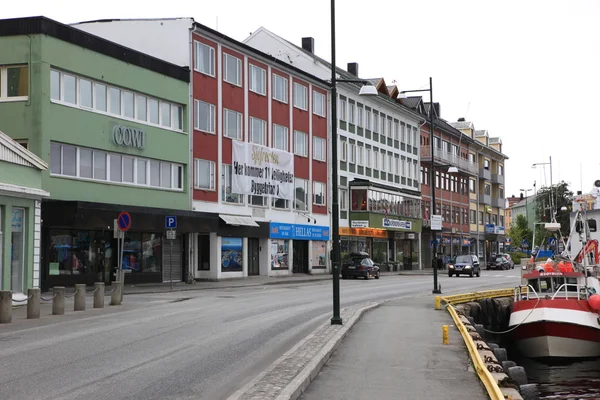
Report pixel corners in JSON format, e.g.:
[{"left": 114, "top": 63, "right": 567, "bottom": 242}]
[{"left": 166, "top": 216, "right": 177, "bottom": 229}]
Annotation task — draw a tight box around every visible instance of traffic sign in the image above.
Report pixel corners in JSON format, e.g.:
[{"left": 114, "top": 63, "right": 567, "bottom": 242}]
[
  {"left": 166, "top": 230, "right": 176, "bottom": 240},
  {"left": 431, "top": 215, "right": 442, "bottom": 231},
  {"left": 117, "top": 212, "right": 132, "bottom": 231},
  {"left": 166, "top": 216, "right": 177, "bottom": 229}
]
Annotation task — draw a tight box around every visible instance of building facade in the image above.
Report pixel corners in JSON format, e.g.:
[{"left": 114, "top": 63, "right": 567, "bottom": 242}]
[
  {"left": 244, "top": 28, "right": 425, "bottom": 270},
  {"left": 0, "top": 17, "right": 204, "bottom": 290},
  {"left": 73, "top": 18, "right": 332, "bottom": 278},
  {"left": 0, "top": 131, "right": 49, "bottom": 300}
]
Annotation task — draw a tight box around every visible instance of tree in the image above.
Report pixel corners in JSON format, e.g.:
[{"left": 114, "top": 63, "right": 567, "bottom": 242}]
[
  {"left": 534, "top": 181, "right": 573, "bottom": 230},
  {"left": 509, "top": 214, "right": 533, "bottom": 251}
]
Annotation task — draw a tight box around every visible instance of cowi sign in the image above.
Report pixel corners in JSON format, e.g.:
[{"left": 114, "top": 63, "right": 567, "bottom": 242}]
[{"left": 232, "top": 141, "right": 294, "bottom": 200}]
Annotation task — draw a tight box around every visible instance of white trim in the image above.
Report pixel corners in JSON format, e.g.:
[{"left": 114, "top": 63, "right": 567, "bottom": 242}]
[
  {"left": 510, "top": 307, "right": 600, "bottom": 330},
  {"left": 0, "top": 183, "right": 49, "bottom": 198},
  {"left": 217, "top": 42, "right": 223, "bottom": 202},
  {"left": 0, "top": 130, "right": 47, "bottom": 170}
]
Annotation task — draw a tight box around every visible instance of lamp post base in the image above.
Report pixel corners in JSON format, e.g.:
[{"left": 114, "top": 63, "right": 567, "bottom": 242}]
[
  {"left": 432, "top": 289, "right": 442, "bottom": 294},
  {"left": 331, "top": 316, "right": 343, "bottom": 325}
]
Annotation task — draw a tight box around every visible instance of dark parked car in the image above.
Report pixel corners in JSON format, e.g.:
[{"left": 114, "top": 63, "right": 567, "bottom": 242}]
[
  {"left": 499, "top": 253, "right": 515, "bottom": 269},
  {"left": 341, "top": 252, "right": 380, "bottom": 280},
  {"left": 448, "top": 255, "right": 480, "bottom": 277},
  {"left": 487, "top": 255, "right": 511, "bottom": 270}
]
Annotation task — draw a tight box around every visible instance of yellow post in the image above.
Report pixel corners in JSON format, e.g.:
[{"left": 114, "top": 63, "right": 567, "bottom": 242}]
[
  {"left": 434, "top": 296, "right": 441, "bottom": 310},
  {"left": 442, "top": 325, "right": 449, "bottom": 344}
]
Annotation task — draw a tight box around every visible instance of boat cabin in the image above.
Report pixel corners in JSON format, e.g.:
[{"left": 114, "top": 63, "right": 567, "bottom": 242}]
[{"left": 516, "top": 271, "right": 599, "bottom": 300}]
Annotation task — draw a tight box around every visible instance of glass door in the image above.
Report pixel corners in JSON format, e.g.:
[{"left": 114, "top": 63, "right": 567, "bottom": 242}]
[{"left": 11, "top": 208, "right": 25, "bottom": 293}]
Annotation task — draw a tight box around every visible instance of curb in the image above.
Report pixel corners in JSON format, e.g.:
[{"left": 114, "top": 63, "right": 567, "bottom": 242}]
[{"left": 226, "top": 301, "right": 380, "bottom": 400}]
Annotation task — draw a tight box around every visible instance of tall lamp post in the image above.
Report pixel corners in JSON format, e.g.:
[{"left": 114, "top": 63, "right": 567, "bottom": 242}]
[
  {"left": 399, "top": 78, "right": 456, "bottom": 294},
  {"left": 519, "top": 188, "right": 533, "bottom": 228},
  {"left": 330, "top": 0, "right": 378, "bottom": 325}
]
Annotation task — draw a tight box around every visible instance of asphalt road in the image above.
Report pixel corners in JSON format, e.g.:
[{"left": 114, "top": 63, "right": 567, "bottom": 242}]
[{"left": 0, "top": 269, "right": 520, "bottom": 400}]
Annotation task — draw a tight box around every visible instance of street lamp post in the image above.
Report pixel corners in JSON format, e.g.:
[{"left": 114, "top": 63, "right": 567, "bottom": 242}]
[
  {"left": 519, "top": 188, "right": 533, "bottom": 228},
  {"left": 329, "top": 0, "right": 377, "bottom": 325}
]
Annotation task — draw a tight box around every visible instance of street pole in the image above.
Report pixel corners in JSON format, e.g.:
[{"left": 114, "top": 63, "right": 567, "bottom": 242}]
[
  {"left": 330, "top": 0, "right": 342, "bottom": 325},
  {"left": 170, "top": 238, "right": 173, "bottom": 291},
  {"left": 429, "top": 77, "right": 441, "bottom": 294}
]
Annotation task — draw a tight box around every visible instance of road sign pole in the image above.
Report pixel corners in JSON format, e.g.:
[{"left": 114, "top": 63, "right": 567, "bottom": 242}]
[{"left": 169, "top": 237, "right": 173, "bottom": 291}]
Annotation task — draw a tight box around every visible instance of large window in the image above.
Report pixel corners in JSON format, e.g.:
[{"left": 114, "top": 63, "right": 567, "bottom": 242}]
[
  {"left": 223, "top": 53, "right": 242, "bottom": 86},
  {"left": 350, "top": 187, "right": 421, "bottom": 218},
  {"left": 273, "top": 124, "right": 288, "bottom": 151},
  {"left": 222, "top": 164, "right": 243, "bottom": 204},
  {"left": 293, "top": 82, "right": 307, "bottom": 110},
  {"left": 194, "top": 100, "right": 215, "bottom": 134},
  {"left": 50, "top": 142, "right": 183, "bottom": 190},
  {"left": 249, "top": 64, "right": 266, "bottom": 95},
  {"left": 50, "top": 69, "right": 184, "bottom": 131},
  {"left": 250, "top": 117, "right": 267, "bottom": 145},
  {"left": 294, "top": 130, "right": 308, "bottom": 157},
  {"left": 295, "top": 178, "right": 308, "bottom": 211},
  {"left": 273, "top": 74, "right": 288, "bottom": 103},
  {"left": 313, "top": 137, "right": 326, "bottom": 162},
  {"left": 313, "top": 182, "right": 326, "bottom": 205},
  {"left": 0, "top": 65, "right": 28, "bottom": 101},
  {"left": 194, "top": 41, "right": 215, "bottom": 76},
  {"left": 313, "top": 91, "right": 326, "bottom": 117},
  {"left": 224, "top": 108, "right": 242, "bottom": 139},
  {"left": 194, "top": 158, "right": 215, "bottom": 190}
]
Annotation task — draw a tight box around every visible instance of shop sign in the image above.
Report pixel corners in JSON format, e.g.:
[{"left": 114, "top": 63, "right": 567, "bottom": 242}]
[
  {"left": 269, "top": 222, "right": 330, "bottom": 241},
  {"left": 485, "top": 224, "right": 495, "bottom": 234},
  {"left": 113, "top": 125, "right": 145, "bottom": 149},
  {"left": 339, "top": 227, "right": 388, "bottom": 238},
  {"left": 232, "top": 141, "right": 294, "bottom": 200},
  {"left": 407, "top": 233, "right": 415, "bottom": 239},
  {"left": 351, "top": 220, "right": 369, "bottom": 228},
  {"left": 495, "top": 226, "right": 505, "bottom": 235},
  {"left": 382, "top": 217, "right": 412, "bottom": 230}
]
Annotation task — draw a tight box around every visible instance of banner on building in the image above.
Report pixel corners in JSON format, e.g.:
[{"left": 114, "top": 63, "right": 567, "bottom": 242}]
[{"left": 232, "top": 141, "right": 295, "bottom": 200}]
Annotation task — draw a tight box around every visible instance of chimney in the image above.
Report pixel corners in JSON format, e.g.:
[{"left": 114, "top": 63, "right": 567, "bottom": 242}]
[
  {"left": 520, "top": 193, "right": 524, "bottom": 200},
  {"left": 347, "top": 62, "right": 359, "bottom": 77},
  {"left": 301, "top": 37, "right": 314, "bottom": 54},
  {"left": 458, "top": 117, "right": 465, "bottom": 122}
]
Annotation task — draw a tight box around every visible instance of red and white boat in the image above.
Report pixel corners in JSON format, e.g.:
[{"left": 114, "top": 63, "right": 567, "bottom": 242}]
[{"left": 509, "top": 198, "right": 600, "bottom": 359}]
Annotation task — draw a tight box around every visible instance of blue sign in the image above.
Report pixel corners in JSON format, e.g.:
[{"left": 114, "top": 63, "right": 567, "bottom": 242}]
[
  {"left": 548, "top": 238, "right": 555, "bottom": 245},
  {"left": 485, "top": 224, "right": 495, "bottom": 234},
  {"left": 166, "top": 216, "right": 177, "bottom": 229},
  {"left": 269, "top": 222, "right": 330, "bottom": 241},
  {"left": 117, "top": 212, "right": 132, "bottom": 231}
]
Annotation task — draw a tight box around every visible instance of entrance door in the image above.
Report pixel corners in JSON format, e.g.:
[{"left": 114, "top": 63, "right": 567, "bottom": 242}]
[
  {"left": 162, "top": 235, "right": 182, "bottom": 282},
  {"left": 293, "top": 241, "right": 309, "bottom": 274},
  {"left": 403, "top": 240, "right": 412, "bottom": 270},
  {"left": 10, "top": 208, "right": 25, "bottom": 293},
  {"left": 248, "top": 238, "right": 260, "bottom": 276}
]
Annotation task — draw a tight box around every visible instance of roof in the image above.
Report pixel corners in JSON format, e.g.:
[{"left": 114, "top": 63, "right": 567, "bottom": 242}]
[
  {"left": 0, "top": 130, "right": 47, "bottom": 170},
  {"left": 399, "top": 96, "right": 422, "bottom": 110},
  {"left": 489, "top": 137, "right": 502, "bottom": 144},
  {"left": 474, "top": 130, "right": 488, "bottom": 137},
  {"left": 0, "top": 16, "right": 190, "bottom": 82},
  {"left": 449, "top": 120, "right": 474, "bottom": 130}
]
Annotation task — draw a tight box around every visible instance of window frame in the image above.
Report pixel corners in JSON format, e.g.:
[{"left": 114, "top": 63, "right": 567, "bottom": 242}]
[
  {"left": 293, "top": 82, "right": 308, "bottom": 110},
  {"left": 0, "top": 65, "right": 29, "bottom": 101},
  {"left": 272, "top": 73, "right": 288, "bottom": 103},
  {"left": 250, "top": 117, "right": 267, "bottom": 146},
  {"left": 194, "top": 158, "right": 216, "bottom": 191},
  {"left": 295, "top": 178, "right": 309, "bottom": 211},
  {"left": 272, "top": 124, "right": 289, "bottom": 151},
  {"left": 313, "top": 181, "right": 326, "bottom": 206},
  {"left": 223, "top": 108, "right": 243, "bottom": 140},
  {"left": 249, "top": 64, "right": 266, "bottom": 95},
  {"left": 193, "top": 41, "right": 216, "bottom": 77},
  {"left": 222, "top": 164, "right": 244, "bottom": 204},
  {"left": 223, "top": 53, "right": 242, "bottom": 87},
  {"left": 313, "top": 136, "right": 326, "bottom": 162},
  {"left": 194, "top": 99, "right": 216, "bottom": 134},
  {"left": 313, "top": 91, "right": 326, "bottom": 117},
  {"left": 294, "top": 130, "right": 308, "bottom": 157}
]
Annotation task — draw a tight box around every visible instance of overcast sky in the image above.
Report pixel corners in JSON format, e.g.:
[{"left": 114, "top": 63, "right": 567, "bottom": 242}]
[{"left": 6, "top": 0, "right": 600, "bottom": 198}]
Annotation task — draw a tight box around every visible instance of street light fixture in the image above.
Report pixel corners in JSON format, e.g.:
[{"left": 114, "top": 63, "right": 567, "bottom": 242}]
[
  {"left": 399, "top": 77, "right": 445, "bottom": 294},
  {"left": 519, "top": 188, "right": 533, "bottom": 227},
  {"left": 329, "top": 0, "right": 378, "bottom": 325}
]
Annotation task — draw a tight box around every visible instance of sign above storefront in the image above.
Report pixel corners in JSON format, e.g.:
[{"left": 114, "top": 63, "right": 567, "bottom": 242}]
[
  {"left": 382, "top": 218, "right": 412, "bottom": 230},
  {"left": 351, "top": 220, "right": 369, "bottom": 228},
  {"left": 339, "top": 227, "right": 388, "bottom": 238},
  {"left": 269, "top": 222, "right": 330, "bottom": 241},
  {"left": 232, "top": 141, "right": 294, "bottom": 200},
  {"left": 112, "top": 125, "right": 145, "bottom": 149}
]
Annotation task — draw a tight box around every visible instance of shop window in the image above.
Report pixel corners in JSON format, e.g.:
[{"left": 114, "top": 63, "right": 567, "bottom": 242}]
[
  {"left": 47, "top": 230, "right": 92, "bottom": 276},
  {"left": 351, "top": 189, "right": 367, "bottom": 211},
  {"left": 271, "top": 239, "right": 289, "bottom": 269},
  {"left": 312, "top": 241, "right": 327, "bottom": 268},
  {"left": 141, "top": 233, "right": 162, "bottom": 273},
  {"left": 221, "top": 237, "right": 243, "bottom": 272},
  {"left": 10, "top": 208, "right": 25, "bottom": 291}
]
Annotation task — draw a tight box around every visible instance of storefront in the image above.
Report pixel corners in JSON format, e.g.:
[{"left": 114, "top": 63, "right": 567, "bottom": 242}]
[
  {"left": 269, "top": 222, "right": 330, "bottom": 275},
  {"left": 339, "top": 227, "right": 388, "bottom": 265},
  {"left": 0, "top": 132, "right": 50, "bottom": 300}
]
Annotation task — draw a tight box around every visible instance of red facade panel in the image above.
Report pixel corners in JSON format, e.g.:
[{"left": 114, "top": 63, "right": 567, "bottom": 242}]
[
  {"left": 247, "top": 58, "right": 269, "bottom": 147},
  {"left": 311, "top": 87, "right": 328, "bottom": 204}
]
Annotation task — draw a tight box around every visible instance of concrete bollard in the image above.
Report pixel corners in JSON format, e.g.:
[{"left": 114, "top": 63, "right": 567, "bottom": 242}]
[
  {"left": 27, "top": 288, "right": 41, "bottom": 319},
  {"left": 74, "top": 284, "right": 86, "bottom": 311},
  {"left": 442, "top": 325, "right": 449, "bottom": 344},
  {"left": 93, "top": 282, "right": 104, "bottom": 308},
  {"left": 110, "top": 281, "right": 122, "bottom": 306},
  {"left": 52, "top": 287, "right": 65, "bottom": 315},
  {"left": 434, "top": 296, "right": 441, "bottom": 310},
  {"left": 0, "top": 290, "right": 12, "bottom": 323}
]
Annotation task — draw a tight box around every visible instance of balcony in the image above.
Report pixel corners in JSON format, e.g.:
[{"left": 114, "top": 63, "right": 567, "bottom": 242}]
[
  {"left": 492, "top": 197, "right": 505, "bottom": 208},
  {"left": 479, "top": 167, "right": 491, "bottom": 180},
  {"left": 481, "top": 194, "right": 491, "bottom": 205},
  {"left": 492, "top": 173, "right": 504, "bottom": 185},
  {"left": 420, "top": 146, "right": 478, "bottom": 174}
]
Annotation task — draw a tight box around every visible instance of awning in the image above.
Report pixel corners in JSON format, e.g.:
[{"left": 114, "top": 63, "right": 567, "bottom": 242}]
[{"left": 219, "top": 214, "right": 259, "bottom": 227}]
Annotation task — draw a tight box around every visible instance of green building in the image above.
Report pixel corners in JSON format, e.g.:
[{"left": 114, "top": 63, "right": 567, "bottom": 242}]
[{"left": 0, "top": 17, "right": 211, "bottom": 290}]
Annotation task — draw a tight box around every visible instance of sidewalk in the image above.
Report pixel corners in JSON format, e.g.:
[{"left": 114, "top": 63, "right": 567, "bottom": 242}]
[{"left": 298, "top": 296, "right": 488, "bottom": 400}]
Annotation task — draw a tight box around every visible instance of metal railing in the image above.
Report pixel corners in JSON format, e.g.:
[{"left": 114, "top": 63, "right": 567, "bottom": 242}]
[{"left": 420, "top": 146, "right": 478, "bottom": 174}]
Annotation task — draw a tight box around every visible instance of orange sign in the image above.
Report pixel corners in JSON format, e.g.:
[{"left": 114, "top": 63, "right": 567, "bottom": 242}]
[{"left": 339, "top": 227, "right": 389, "bottom": 238}]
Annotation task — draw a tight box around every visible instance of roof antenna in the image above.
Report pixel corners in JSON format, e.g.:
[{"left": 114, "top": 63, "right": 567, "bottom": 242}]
[
  {"left": 464, "top": 102, "right": 471, "bottom": 119},
  {"left": 216, "top": 16, "right": 219, "bottom": 32}
]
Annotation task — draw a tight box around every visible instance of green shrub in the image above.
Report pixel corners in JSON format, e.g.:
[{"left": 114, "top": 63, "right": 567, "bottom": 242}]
[{"left": 507, "top": 252, "right": 526, "bottom": 265}]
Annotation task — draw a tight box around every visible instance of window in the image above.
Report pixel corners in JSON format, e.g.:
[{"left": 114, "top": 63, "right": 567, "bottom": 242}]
[
  {"left": 250, "top": 117, "right": 267, "bottom": 145},
  {"left": 500, "top": 216, "right": 505, "bottom": 227},
  {"left": 365, "top": 110, "right": 371, "bottom": 130},
  {"left": 340, "top": 141, "right": 347, "bottom": 162},
  {"left": 498, "top": 165, "right": 504, "bottom": 175},
  {"left": 194, "top": 41, "right": 215, "bottom": 76},
  {"left": 295, "top": 178, "right": 309, "bottom": 211},
  {"left": 340, "top": 189, "right": 348, "bottom": 211},
  {"left": 484, "top": 159, "right": 490, "bottom": 170},
  {"left": 349, "top": 144, "right": 356, "bottom": 164},
  {"left": 222, "top": 164, "right": 243, "bottom": 204},
  {"left": 348, "top": 102, "right": 355, "bottom": 124},
  {"left": 470, "top": 210, "right": 476, "bottom": 224},
  {"left": 294, "top": 130, "right": 308, "bottom": 157},
  {"left": 273, "top": 124, "right": 288, "bottom": 151},
  {"left": 394, "top": 120, "right": 400, "bottom": 140},
  {"left": 380, "top": 152, "right": 386, "bottom": 172},
  {"left": 380, "top": 114, "right": 386, "bottom": 136},
  {"left": 479, "top": 211, "right": 484, "bottom": 225},
  {"left": 313, "top": 91, "right": 326, "bottom": 117},
  {"left": 313, "top": 137, "right": 326, "bottom": 162},
  {"left": 313, "top": 182, "right": 326, "bottom": 205},
  {"left": 194, "top": 158, "right": 215, "bottom": 190},
  {"left": 372, "top": 112, "right": 379, "bottom": 133},
  {"left": 388, "top": 155, "right": 393, "bottom": 174},
  {"left": 50, "top": 69, "right": 184, "bottom": 131},
  {"left": 365, "top": 148, "right": 371, "bottom": 167},
  {"left": 373, "top": 149, "right": 378, "bottom": 168},
  {"left": 484, "top": 183, "right": 491, "bottom": 195},
  {"left": 50, "top": 142, "right": 183, "bottom": 189},
  {"left": 273, "top": 74, "right": 288, "bottom": 103},
  {"left": 357, "top": 106, "right": 363, "bottom": 127},
  {"left": 249, "top": 65, "right": 266, "bottom": 95},
  {"left": 224, "top": 109, "right": 242, "bottom": 139},
  {"left": 293, "top": 83, "right": 307, "bottom": 110},
  {"left": 223, "top": 53, "right": 242, "bottom": 86},
  {"left": 469, "top": 153, "right": 476, "bottom": 163},
  {"left": 469, "top": 179, "right": 476, "bottom": 193},
  {"left": 499, "top": 188, "right": 504, "bottom": 198},
  {"left": 339, "top": 98, "right": 347, "bottom": 121},
  {"left": 0, "top": 65, "right": 28, "bottom": 100},
  {"left": 194, "top": 100, "right": 215, "bottom": 133},
  {"left": 387, "top": 118, "right": 393, "bottom": 137},
  {"left": 357, "top": 146, "right": 363, "bottom": 166}
]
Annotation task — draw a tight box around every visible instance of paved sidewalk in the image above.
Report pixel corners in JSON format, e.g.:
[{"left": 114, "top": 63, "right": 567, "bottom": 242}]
[{"left": 299, "top": 297, "right": 488, "bottom": 400}]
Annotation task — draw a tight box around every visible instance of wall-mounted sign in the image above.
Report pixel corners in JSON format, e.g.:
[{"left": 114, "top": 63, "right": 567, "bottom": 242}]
[
  {"left": 382, "top": 218, "right": 412, "bottom": 230},
  {"left": 269, "top": 222, "right": 330, "bottom": 241},
  {"left": 113, "top": 125, "right": 145, "bottom": 149},
  {"left": 351, "top": 220, "right": 369, "bottom": 228},
  {"left": 431, "top": 215, "right": 442, "bottom": 230},
  {"left": 485, "top": 224, "right": 495, "bottom": 234},
  {"left": 232, "top": 141, "right": 294, "bottom": 200},
  {"left": 339, "top": 227, "right": 388, "bottom": 238}
]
